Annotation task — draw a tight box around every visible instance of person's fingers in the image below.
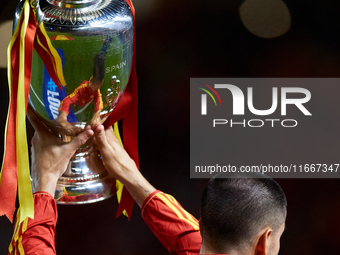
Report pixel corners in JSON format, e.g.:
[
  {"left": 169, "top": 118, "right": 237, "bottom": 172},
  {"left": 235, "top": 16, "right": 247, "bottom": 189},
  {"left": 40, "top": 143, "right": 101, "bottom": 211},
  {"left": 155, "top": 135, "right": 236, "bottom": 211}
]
[
  {"left": 94, "top": 124, "right": 109, "bottom": 148},
  {"left": 58, "top": 125, "right": 83, "bottom": 137},
  {"left": 92, "top": 122, "right": 102, "bottom": 131},
  {"left": 69, "top": 129, "right": 94, "bottom": 151}
]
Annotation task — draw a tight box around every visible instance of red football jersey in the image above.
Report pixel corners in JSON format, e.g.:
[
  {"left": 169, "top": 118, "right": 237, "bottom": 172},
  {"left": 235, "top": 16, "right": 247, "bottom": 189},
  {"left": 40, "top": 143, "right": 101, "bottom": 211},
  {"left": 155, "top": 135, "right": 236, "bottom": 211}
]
[
  {"left": 9, "top": 192, "right": 57, "bottom": 255},
  {"left": 10, "top": 191, "right": 227, "bottom": 255},
  {"left": 59, "top": 80, "right": 103, "bottom": 115},
  {"left": 142, "top": 190, "right": 202, "bottom": 255}
]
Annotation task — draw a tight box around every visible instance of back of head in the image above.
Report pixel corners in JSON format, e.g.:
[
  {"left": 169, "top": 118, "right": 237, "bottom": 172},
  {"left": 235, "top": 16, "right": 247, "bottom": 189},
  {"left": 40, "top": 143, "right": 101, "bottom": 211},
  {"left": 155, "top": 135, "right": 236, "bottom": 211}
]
[
  {"left": 93, "top": 51, "right": 106, "bottom": 84},
  {"left": 200, "top": 172, "right": 287, "bottom": 253}
]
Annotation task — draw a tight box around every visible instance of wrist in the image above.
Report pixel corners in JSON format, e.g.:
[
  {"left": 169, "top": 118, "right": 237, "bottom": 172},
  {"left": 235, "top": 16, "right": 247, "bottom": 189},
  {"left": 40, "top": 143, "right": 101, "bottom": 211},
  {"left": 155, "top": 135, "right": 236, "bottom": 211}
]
[
  {"left": 117, "top": 169, "right": 156, "bottom": 208},
  {"left": 32, "top": 173, "right": 59, "bottom": 195},
  {"left": 115, "top": 161, "right": 140, "bottom": 185}
]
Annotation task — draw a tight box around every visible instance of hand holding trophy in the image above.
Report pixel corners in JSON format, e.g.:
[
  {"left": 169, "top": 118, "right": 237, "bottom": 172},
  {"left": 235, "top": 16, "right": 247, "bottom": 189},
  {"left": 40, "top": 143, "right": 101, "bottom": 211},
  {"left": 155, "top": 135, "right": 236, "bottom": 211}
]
[{"left": 0, "top": 0, "right": 138, "bottom": 223}]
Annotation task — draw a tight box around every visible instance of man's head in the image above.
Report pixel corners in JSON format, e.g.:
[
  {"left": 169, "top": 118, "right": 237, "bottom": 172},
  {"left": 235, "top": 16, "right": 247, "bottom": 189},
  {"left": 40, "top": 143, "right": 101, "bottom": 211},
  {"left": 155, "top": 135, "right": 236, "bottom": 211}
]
[
  {"left": 92, "top": 51, "right": 106, "bottom": 90},
  {"left": 200, "top": 173, "right": 287, "bottom": 255},
  {"left": 89, "top": 76, "right": 104, "bottom": 91}
]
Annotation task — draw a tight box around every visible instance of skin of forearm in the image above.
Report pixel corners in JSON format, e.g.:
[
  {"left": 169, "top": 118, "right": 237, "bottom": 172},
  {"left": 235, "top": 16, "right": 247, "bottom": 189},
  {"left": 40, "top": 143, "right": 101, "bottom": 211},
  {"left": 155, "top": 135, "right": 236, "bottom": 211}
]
[
  {"left": 31, "top": 173, "right": 58, "bottom": 195},
  {"left": 94, "top": 124, "right": 156, "bottom": 207},
  {"left": 116, "top": 166, "right": 156, "bottom": 208}
]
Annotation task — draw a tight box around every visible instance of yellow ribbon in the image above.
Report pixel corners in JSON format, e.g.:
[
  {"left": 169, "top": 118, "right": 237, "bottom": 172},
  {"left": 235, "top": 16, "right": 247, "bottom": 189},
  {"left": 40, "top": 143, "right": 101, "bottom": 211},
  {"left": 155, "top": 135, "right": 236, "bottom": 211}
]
[
  {"left": 113, "top": 122, "right": 128, "bottom": 217},
  {"left": 16, "top": 0, "right": 34, "bottom": 224},
  {"left": 2, "top": 0, "right": 66, "bottom": 225}
]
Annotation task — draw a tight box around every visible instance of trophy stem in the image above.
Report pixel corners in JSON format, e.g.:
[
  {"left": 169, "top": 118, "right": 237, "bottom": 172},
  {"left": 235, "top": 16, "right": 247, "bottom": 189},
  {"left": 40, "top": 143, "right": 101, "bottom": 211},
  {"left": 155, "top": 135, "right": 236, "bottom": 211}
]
[{"left": 54, "top": 142, "right": 116, "bottom": 204}]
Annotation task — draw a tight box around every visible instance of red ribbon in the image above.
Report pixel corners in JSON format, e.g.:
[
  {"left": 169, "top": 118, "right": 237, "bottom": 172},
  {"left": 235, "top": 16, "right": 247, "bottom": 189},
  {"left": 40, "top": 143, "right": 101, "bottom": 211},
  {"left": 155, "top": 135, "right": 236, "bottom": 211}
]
[
  {"left": 0, "top": 7, "right": 38, "bottom": 222},
  {"left": 0, "top": 35, "right": 19, "bottom": 222},
  {"left": 34, "top": 28, "right": 63, "bottom": 91}
]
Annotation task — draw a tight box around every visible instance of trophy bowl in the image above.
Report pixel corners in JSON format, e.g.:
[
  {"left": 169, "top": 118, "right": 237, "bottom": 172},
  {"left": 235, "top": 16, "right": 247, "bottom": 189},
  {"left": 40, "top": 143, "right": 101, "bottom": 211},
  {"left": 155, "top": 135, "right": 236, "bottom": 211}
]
[{"left": 14, "top": 0, "right": 134, "bottom": 204}]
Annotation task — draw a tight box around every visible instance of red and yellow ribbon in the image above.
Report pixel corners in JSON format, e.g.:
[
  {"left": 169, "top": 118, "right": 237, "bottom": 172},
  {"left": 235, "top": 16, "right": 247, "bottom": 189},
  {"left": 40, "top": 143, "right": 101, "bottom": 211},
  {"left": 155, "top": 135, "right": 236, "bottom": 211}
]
[{"left": 0, "top": 0, "right": 65, "bottom": 224}]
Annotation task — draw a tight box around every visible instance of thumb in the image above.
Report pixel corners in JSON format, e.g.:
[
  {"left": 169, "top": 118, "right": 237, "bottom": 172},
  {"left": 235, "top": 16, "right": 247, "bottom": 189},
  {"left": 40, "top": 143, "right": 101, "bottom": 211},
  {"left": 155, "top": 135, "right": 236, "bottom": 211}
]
[
  {"left": 94, "top": 124, "right": 109, "bottom": 147},
  {"left": 69, "top": 128, "right": 94, "bottom": 151}
]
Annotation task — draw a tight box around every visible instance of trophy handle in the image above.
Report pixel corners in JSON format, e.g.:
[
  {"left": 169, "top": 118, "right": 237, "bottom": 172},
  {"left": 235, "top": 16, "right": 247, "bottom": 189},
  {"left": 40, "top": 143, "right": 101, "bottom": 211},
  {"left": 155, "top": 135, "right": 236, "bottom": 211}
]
[{"left": 13, "top": 0, "right": 44, "bottom": 33}]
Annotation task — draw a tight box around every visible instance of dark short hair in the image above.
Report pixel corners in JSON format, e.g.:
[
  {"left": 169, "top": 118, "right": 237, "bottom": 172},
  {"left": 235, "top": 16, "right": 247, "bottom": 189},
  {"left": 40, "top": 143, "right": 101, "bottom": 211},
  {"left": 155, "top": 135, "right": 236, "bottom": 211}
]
[
  {"left": 93, "top": 51, "right": 106, "bottom": 83},
  {"left": 200, "top": 172, "right": 287, "bottom": 253}
]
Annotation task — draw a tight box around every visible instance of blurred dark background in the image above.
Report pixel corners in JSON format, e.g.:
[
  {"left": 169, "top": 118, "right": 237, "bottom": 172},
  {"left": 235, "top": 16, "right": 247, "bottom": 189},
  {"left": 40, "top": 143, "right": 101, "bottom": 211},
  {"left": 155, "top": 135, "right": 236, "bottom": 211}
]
[{"left": 1, "top": 0, "right": 340, "bottom": 254}]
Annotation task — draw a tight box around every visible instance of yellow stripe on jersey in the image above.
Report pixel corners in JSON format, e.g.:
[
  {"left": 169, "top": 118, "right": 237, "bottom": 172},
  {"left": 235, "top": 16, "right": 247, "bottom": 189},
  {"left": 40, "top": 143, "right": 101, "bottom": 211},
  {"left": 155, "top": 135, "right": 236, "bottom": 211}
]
[
  {"left": 59, "top": 81, "right": 89, "bottom": 110},
  {"left": 164, "top": 194, "right": 199, "bottom": 226},
  {"left": 97, "top": 88, "right": 103, "bottom": 110},
  {"left": 156, "top": 193, "right": 199, "bottom": 231},
  {"left": 165, "top": 194, "right": 178, "bottom": 205},
  {"left": 67, "top": 81, "right": 88, "bottom": 99}
]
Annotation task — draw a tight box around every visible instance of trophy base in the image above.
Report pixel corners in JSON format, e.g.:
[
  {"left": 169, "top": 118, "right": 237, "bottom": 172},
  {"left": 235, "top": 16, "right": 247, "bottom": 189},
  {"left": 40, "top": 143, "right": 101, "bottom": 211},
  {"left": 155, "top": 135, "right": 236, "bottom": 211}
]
[{"left": 54, "top": 146, "right": 116, "bottom": 204}]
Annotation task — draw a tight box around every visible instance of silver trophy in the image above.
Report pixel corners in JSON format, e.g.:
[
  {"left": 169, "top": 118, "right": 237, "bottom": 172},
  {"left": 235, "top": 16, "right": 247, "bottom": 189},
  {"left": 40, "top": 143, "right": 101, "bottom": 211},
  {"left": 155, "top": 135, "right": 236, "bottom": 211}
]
[{"left": 14, "top": 0, "right": 134, "bottom": 204}]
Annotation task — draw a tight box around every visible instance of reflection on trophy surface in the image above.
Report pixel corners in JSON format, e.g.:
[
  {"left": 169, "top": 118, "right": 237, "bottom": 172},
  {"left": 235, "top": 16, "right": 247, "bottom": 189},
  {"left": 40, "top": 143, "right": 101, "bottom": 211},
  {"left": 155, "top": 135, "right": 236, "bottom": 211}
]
[
  {"left": 19, "top": 0, "right": 135, "bottom": 203},
  {"left": 104, "top": 76, "right": 121, "bottom": 109},
  {"left": 55, "top": 51, "right": 106, "bottom": 138}
]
